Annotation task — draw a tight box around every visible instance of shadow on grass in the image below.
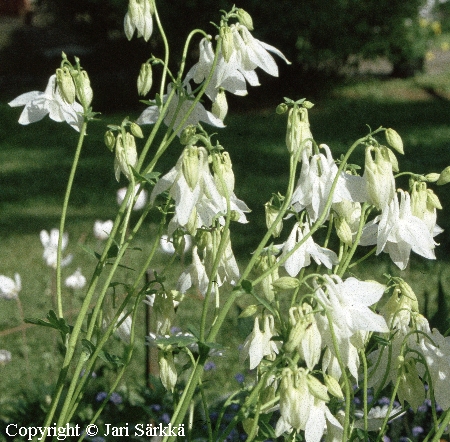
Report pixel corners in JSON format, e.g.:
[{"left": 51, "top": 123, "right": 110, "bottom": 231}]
[{"left": 1, "top": 94, "right": 450, "bottom": 255}]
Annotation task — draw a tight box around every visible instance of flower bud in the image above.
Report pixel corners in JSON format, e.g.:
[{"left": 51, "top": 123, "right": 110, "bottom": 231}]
[
  {"left": 213, "top": 152, "right": 235, "bottom": 196},
  {"left": 239, "top": 304, "right": 258, "bottom": 318},
  {"left": 335, "top": 217, "right": 353, "bottom": 246},
  {"left": 307, "top": 374, "right": 330, "bottom": 402},
  {"left": 229, "top": 210, "right": 241, "bottom": 222},
  {"left": 254, "top": 254, "right": 278, "bottom": 302},
  {"left": 137, "top": 62, "right": 153, "bottom": 96},
  {"left": 385, "top": 128, "right": 404, "bottom": 154},
  {"left": 154, "top": 292, "right": 175, "bottom": 334},
  {"left": 385, "top": 147, "right": 399, "bottom": 172},
  {"left": 427, "top": 188, "right": 442, "bottom": 209},
  {"left": 302, "top": 100, "right": 315, "bottom": 109},
  {"left": 286, "top": 107, "right": 313, "bottom": 157},
  {"left": 72, "top": 69, "right": 93, "bottom": 108},
  {"left": 185, "top": 207, "right": 198, "bottom": 236},
  {"left": 437, "top": 166, "right": 450, "bottom": 185},
  {"left": 272, "top": 276, "right": 299, "bottom": 291},
  {"left": 236, "top": 8, "right": 254, "bottom": 31},
  {"left": 56, "top": 67, "right": 76, "bottom": 104},
  {"left": 172, "top": 229, "right": 187, "bottom": 256},
  {"left": 276, "top": 103, "right": 288, "bottom": 114},
  {"left": 265, "top": 202, "right": 283, "bottom": 238},
  {"left": 285, "top": 314, "right": 307, "bottom": 353},
  {"left": 398, "top": 280, "right": 419, "bottom": 312},
  {"left": 425, "top": 172, "right": 440, "bottom": 183},
  {"left": 182, "top": 146, "right": 201, "bottom": 190},
  {"left": 158, "top": 352, "right": 177, "bottom": 392},
  {"left": 104, "top": 130, "right": 116, "bottom": 152},
  {"left": 114, "top": 132, "right": 138, "bottom": 181},
  {"left": 363, "top": 145, "right": 395, "bottom": 210},
  {"left": 130, "top": 122, "right": 144, "bottom": 138},
  {"left": 212, "top": 89, "right": 228, "bottom": 120},
  {"left": 324, "top": 374, "right": 344, "bottom": 399},
  {"left": 180, "top": 125, "right": 197, "bottom": 145},
  {"left": 220, "top": 26, "right": 235, "bottom": 62}
]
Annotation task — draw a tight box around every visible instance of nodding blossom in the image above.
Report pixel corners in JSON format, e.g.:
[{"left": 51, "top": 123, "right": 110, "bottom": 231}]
[
  {"left": 40, "top": 229, "right": 73, "bottom": 269},
  {"left": 9, "top": 75, "right": 83, "bottom": 132},
  {"left": 0, "top": 274, "right": 21, "bottom": 300},
  {"left": 65, "top": 268, "right": 86, "bottom": 290}
]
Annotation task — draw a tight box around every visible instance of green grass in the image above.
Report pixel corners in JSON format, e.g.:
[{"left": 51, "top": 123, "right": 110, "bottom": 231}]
[{"left": 2, "top": 74, "right": 450, "bottom": 409}]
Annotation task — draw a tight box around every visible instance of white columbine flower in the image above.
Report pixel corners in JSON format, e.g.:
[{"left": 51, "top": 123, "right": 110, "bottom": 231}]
[
  {"left": 116, "top": 184, "right": 148, "bottom": 210},
  {"left": 0, "top": 350, "right": 12, "bottom": 365},
  {"left": 124, "top": 0, "right": 153, "bottom": 41},
  {"left": 160, "top": 234, "right": 192, "bottom": 255},
  {"left": 9, "top": 74, "right": 83, "bottom": 132},
  {"left": 40, "top": 229, "right": 73, "bottom": 269},
  {"left": 354, "top": 405, "right": 405, "bottom": 431},
  {"left": 177, "top": 246, "right": 210, "bottom": 296},
  {"left": 241, "top": 315, "right": 278, "bottom": 369},
  {"left": 93, "top": 220, "right": 114, "bottom": 240},
  {"left": 278, "top": 222, "right": 338, "bottom": 277},
  {"left": 185, "top": 25, "right": 290, "bottom": 102},
  {"left": 0, "top": 273, "right": 21, "bottom": 300},
  {"left": 314, "top": 275, "right": 389, "bottom": 379},
  {"left": 360, "top": 190, "right": 436, "bottom": 270},
  {"left": 291, "top": 145, "right": 366, "bottom": 222},
  {"left": 136, "top": 83, "right": 225, "bottom": 135},
  {"left": 65, "top": 268, "right": 86, "bottom": 290}
]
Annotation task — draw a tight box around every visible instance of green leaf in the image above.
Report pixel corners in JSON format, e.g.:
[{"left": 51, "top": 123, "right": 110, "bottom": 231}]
[
  {"left": 82, "top": 339, "right": 96, "bottom": 356},
  {"left": 131, "top": 167, "right": 160, "bottom": 185},
  {"left": 154, "top": 335, "right": 198, "bottom": 348},
  {"left": 98, "top": 351, "right": 124, "bottom": 368},
  {"left": 79, "top": 243, "right": 101, "bottom": 260}
]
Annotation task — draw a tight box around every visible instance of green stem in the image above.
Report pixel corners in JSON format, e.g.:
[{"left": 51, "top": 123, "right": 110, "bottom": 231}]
[{"left": 56, "top": 120, "right": 88, "bottom": 318}]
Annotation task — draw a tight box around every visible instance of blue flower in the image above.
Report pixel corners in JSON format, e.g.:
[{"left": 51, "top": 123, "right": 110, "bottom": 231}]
[
  {"left": 204, "top": 361, "right": 216, "bottom": 371},
  {"left": 110, "top": 392, "right": 123, "bottom": 405},
  {"left": 235, "top": 373, "right": 245, "bottom": 383},
  {"left": 95, "top": 392, "right": 108, "bottom": 402}
]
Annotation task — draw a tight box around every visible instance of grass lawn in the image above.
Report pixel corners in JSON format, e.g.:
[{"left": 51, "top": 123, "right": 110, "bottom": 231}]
[{"left": 1, "top": 73, "right": 450, "bottom": 419}]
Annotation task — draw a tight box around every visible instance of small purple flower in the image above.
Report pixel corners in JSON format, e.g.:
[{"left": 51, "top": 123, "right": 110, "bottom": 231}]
[
  {"left": 235, "top": 373, "right": 245, "bottom": 383},
  {"left": 171, "top": 326, "right": 181, "bottom": 334},
  {"left": 382, "top": 437, "right": 390, "bottom": 442},
  {"left": 110, "top": 392, "right": 123, "bottom": 405},
  {"left": 412, "top": 426, "right": 424, "bottom": 437},
  {"left": 151, "top": 403, "right": 162, "bottom": 412},
  {"left": 96, "top": 392, "right": 108, "bottom": 402},
  {"left": 161, "top": 413, "right": 171, "bottom": 424},
  {"left": 367, "top": 394, "right": 373, "bottom": 403},
  {"left": 204, "top": 361, "right": 216, "bottom": 371},
  {"left": 378, "top": 396, "right": 390, "bottom": 405},
  {"left": 353, "top": 397, "right": 361, "bottom": 405},
  {"left": 436, "top": 402, "right": 443, "bottom": 412},
  {"left": 418, "top": 403, "right": 428, "bottom": 413},
  {"left": 229, "top": 403, "right": 240, "bottom": 412}
]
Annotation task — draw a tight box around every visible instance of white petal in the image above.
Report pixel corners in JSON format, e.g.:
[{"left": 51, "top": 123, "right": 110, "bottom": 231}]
[{"left": 8, "top": 91, "right": 42, "bottom": 107}]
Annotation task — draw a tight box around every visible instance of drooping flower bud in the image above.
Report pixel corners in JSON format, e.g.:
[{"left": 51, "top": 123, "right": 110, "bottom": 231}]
[
  {"left": 130, "top": 122, "right": 144, "bottom": 138},
  {"left": 182, "top": 146, "right": 201, "bottom": 191},
  {"left": 363, "top": 145, "right": 395, "bottom": 210},
  {"left": 137, "top": 62, "right": 153, "bottom": 96},
  {"left": 56, "top": 67, "right": 76, "bottom": 104},
  {"left": 285, "top": 107, "right": 313, "bottom": 158},
  {"left": 72, "top": 69, "right": 93, "bottom": 109},
  {"left": 213, "top": 152, "right": 235, "bottom": 196},
  {"left": 385, "top": 128, "right": 404, "bottom": 154},
  {"left": 220, "top": 26, "right": 235, "bottom": 62},
  {"left": 411, "top": 182, "right": 442, "bottom": 234},
  {"left": 212, "top": 89, "right": 228, "bottom": 120},
  {"left": 272, "top": 276, "right": 299, "bottom": 291},
  {"left": 265, "top": 197, "right": 283, "bottom": 238},
  {"left": 180, "top": 125, "right": 197, "bottom": 145},
  {"left": 307, "top": 374, "right": 330, "bottom": 402},
  {"left": 324, "top": 374, "right": 344, "bottom": 399},
  {"left": 276, "top": 103, "right": 288, "bottom": 114},
  {"left": 437, "top": 166, "right": 450, "bottom": 185},
  {"left": 114, "top": 132, "right": 138, "bottom": 181},
  {"left": 104, "top": 130, "right": 116, "bottom": 152},
  {"left": 153, "top": 292, "right": 175, "bottom": 334},
  {"left": 236, "top": 8, "right": 254, "bottom": 31},
  {"left": 335, "top": 217, "right": 353, "bottom": 246},
  {"left": 254, "top": 254, "right": 278, "bottom": 302},
  {"left": 424, "top": 172, "right": 440, "bottom": 183},
  {"left": 158, "top": 351, "right": 177, "bottom": 392}
]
